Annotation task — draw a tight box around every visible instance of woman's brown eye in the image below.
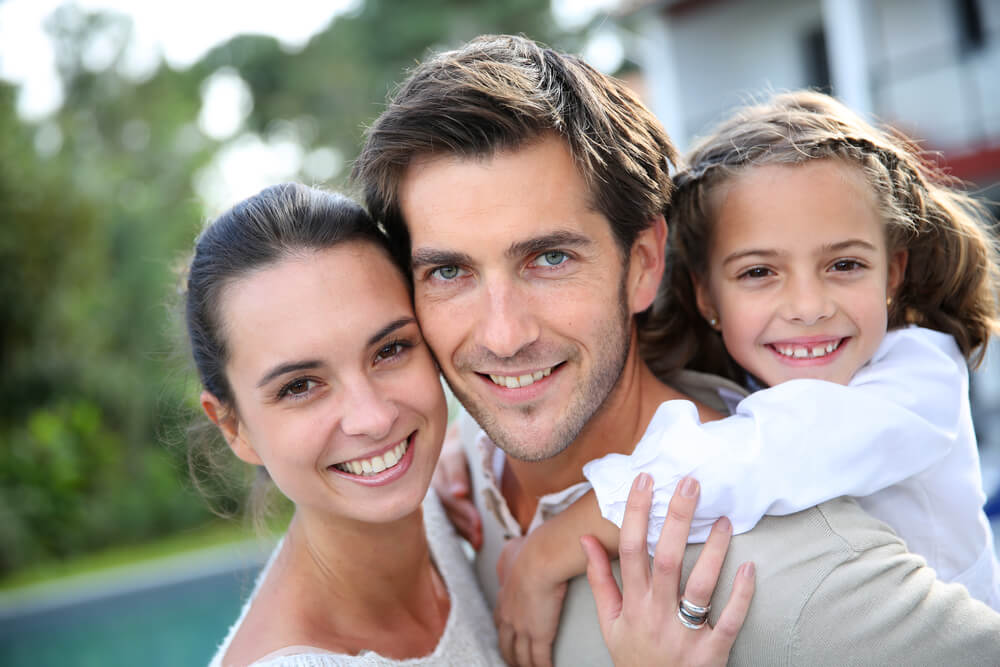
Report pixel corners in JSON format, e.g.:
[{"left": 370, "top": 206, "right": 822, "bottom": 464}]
[{"left": 288, "top": 379, "right": 310, "bottom": 394}]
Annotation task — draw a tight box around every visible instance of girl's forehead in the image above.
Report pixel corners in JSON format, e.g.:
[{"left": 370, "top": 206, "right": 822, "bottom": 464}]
[{"left": 710, "top": 160, "right": 884, "bottom": 246}]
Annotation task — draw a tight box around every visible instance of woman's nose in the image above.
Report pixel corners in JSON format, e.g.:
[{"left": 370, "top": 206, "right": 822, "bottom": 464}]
[{"left": 339, "top": 378, "right": 398, "bottom": 440}]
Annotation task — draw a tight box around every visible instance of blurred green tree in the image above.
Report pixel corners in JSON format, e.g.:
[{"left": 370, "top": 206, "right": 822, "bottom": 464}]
[{"left": 0, "top": 0, "right": 584, "bottom": 577}]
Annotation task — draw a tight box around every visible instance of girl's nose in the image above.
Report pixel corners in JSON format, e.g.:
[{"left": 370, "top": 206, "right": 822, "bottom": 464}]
[{"left": 783, "top": 278, "right": 835, "bottom": 325}]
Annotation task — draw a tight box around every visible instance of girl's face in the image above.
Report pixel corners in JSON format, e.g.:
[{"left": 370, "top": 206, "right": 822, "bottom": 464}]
[
  {"left": 202, "top": 242, "right": 447, "bottom": 526},
  {"left": 693, "top": 159, "right": 907, "bottom": 387}
]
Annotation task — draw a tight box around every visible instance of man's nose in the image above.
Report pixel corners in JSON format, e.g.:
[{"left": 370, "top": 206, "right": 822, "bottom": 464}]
[
  {"left": 782, "top": 276, "right": 835, "bottom": 325},
  {"left": 339, "top": 376, "right": 398, "bottom": 440},
  {"left": 474, "top": 277, "right": 541, "bottom": 359}
]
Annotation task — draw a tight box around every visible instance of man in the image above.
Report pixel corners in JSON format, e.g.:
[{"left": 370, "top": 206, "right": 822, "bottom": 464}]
[{"left": 353, "top": 34, "right": 1000, "bottom": 665}]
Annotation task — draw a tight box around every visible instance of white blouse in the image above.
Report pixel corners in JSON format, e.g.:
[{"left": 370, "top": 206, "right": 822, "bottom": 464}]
[
  {"left": 207, "top": 492, "right": 503, "bottom": 666},
  {"left": 584, "top": 326, "right": 1000, "bottom": 609}
]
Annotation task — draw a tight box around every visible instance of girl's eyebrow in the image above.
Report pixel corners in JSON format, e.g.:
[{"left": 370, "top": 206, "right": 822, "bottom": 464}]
[
  {"left": 722, "top": 239, "right": 879, "bottom": 267},
  {"left": 722, "top": 248, "right": 779, "bottom": 267},
  {"left": 823, "top": 239, "right": 878, "bottom": 253}
]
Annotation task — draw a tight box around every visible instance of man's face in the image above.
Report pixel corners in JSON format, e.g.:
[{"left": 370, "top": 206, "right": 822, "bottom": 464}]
[{"left": 398, "top": 136, "right": 637, "bottom": 461}]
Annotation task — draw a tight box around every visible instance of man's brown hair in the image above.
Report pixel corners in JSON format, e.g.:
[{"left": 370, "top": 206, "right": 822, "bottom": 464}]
[{"left": 352, "top": 34, "right": 679, "bottom": 262}]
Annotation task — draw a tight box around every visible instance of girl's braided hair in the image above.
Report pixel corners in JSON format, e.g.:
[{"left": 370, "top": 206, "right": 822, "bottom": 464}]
[{"left": 639, "top": 90, "right": 1000, "bottom": 383}]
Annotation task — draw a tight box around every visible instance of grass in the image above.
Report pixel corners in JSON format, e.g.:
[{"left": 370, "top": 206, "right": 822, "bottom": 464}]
[{"left": 0, "top": 519, "right": 261, "bottom": 593}]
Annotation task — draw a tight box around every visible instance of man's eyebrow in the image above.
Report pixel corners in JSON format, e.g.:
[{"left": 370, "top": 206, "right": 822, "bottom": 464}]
[
  {"left": 367, "top": 317, "right": 417, "bottom": 346},
  {"left": 257, "top": 360, "right": 323, "bottom": 388},
  {"left": 508, "top": 231, "right": 594, "bottom": 258},
  {"left": 410, "top": 248, "right": 474, "bottom": 270}
]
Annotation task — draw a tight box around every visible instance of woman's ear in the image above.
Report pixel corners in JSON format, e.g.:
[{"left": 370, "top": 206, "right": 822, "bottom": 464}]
[
  {"left": 691, "top": 272, "right": 720, "bottom": 329},
  {"left": 887, "top": 248, "right": 908, "bottom": 298},
  {"left": 627, "top": 216, "right": 668, "bottom": 314},
  {"left": 200, "top": 390, "right": 262, "bottom": 465}
]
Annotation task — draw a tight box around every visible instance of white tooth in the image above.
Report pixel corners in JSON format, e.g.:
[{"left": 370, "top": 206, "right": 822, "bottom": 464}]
[
  {"left": 543, "top": 367, "right": 551, "bottom": 376},
  {"left": 793, "top": 348, "right": 809, "bottom": 358},
  {"left": 361, "top": 459, "right": 373, "bottom": 474},
  {"left": 826, "top": 343, "right": 835, "bottom": 353},
  {"left": 395, "top": 442, "right": 405, "bottom": 458},
  {"left": 518, "top": 374, "right": 534, "bottom": 386},
  {"left": 370, "top": 455, "right": 386, "bottom": 473},
  {"left": 490, "top": 374, "right": 500, "bottom": 385},
  {"left": 811, "top": 346, "right": 826, "bottom": 357},
  {"left": 532, "top": 371, "right": 544, "bottom": 382},
  {"left": 505, "top": 376, "right": 519, "bottom": 389},
  {"left": 780, "top": 346, "right": 793, "bottom": 357},
  {"left": 383, "top": 449, "right": 399, "bottom": 467}
]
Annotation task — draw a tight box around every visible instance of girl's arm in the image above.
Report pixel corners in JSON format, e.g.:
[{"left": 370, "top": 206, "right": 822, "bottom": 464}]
[
  {"left": 493, "top": 491, "right": 618, "bottom": 667},
  {"left": 584, "top": 327, "right": 967, "bottom": 548}
]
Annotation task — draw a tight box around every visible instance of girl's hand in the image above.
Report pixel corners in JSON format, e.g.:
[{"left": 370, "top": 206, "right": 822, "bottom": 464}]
[
  {"left": 494, "top": 536, "right": 568, "bottom": 667},
  {"left": 581, "top": 474, "right": 755, "bottom": 667}
]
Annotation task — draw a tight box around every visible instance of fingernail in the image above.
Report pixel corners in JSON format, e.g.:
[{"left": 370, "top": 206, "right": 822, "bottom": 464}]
[
  {"left": 716, "top": 516, "right": 731, "bottom": 532},
  {"left": 636, "top": 472, "right": 652, "bottom": 490},
  {"left": 741, "top": 562, "right": 755, "bottom": 578},
  {"left": 680, "top": 476, "right": 699, "bottom": 497}
]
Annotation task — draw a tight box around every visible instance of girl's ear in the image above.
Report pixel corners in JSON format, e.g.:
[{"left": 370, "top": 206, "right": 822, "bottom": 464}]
[
  {"left": 200, "top": 390, "right": 263, "bottom": 465},
  {"left": 887, "top": 248, "right": 908, "bottom": 298},
  {"left": 627, "top": 216, "right": 668, "bottom": 314},
  {"left": 691, "top": 272, "right": 720, "bottom": 328}
]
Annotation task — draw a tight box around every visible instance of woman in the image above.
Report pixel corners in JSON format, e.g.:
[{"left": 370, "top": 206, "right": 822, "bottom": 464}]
[{"left": 183, "top": 183, "right": 751, "bottom": 666}]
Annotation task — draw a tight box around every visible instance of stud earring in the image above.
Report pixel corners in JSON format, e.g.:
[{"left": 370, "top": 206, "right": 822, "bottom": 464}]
[
  {"left": 887, "top": 296, "right": 893, "bottom": 307},
  {"left": 708, "top": 316, "right": 719, "bottom": 329}
]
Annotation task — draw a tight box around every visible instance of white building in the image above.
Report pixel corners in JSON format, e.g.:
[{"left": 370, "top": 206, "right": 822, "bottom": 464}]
[{"left": 615, "top": 0, "right": 1000, "bottom": 502}]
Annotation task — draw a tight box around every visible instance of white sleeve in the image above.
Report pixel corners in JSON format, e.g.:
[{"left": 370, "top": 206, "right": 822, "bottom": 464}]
[{"left": 583, "top": 327, "right": 966, "bottom": 548}]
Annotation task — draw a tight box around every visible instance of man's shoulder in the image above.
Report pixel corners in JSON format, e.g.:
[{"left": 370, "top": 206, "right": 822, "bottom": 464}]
[
  {"left": 552, "top": 499, "right": 874, "bottom": 666},
  {"left": 555, "top": 498, "right": 1000, "bottom": 666},
  {"left": 663, "top": 369, "right": 748, "bottom": 415}
]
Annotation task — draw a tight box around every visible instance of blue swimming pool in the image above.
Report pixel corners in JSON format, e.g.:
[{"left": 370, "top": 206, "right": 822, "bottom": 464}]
[{"left": 0, "top": 544, "right": 267, "bottom": 667}]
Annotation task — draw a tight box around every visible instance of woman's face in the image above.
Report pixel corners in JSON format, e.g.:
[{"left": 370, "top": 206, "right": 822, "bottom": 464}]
[{"left": 204, "top": 242, "right": 447, "bottom": 525}]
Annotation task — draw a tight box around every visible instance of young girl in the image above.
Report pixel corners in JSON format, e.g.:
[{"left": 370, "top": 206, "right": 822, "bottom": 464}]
[{"left": 494, "top": 90, "right": 1000, "bottom": 652}]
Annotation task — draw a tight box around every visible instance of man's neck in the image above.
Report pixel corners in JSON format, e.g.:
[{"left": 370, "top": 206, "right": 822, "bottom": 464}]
[{"left": 502, "top": 339, "right": 692, "bottom": 531}]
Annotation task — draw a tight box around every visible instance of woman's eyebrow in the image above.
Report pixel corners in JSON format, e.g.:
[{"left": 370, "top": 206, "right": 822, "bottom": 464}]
[
  {"left": 368, "top": 317, "right": 417, "bottom": 346},
  {"left": 257, "top": 360, "right": 323, "bottom": 388}
]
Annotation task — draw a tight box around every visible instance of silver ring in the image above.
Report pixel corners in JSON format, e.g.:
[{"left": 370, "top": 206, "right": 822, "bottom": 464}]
[{"left": 677, "top": 598, "right": 710, "bottom": 630}]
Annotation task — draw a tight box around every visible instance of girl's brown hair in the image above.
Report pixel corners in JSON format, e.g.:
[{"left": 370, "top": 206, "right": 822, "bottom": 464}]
[{"left": 639, "top": 90, "right": 1000, "bottom": 382}]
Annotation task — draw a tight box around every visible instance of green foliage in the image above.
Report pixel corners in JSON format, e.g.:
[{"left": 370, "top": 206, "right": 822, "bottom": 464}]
[{"left": 0, "top": 0, "right": 580, "bottom": 578}]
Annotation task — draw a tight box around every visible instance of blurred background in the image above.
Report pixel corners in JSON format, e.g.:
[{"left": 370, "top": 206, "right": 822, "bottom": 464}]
[{"left": 0, "top": 0, "right": 997, "bottom": 665}]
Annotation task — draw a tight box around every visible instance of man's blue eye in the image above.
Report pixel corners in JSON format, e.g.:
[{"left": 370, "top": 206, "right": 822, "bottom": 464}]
[
  {"left": 538, "top": 251, "right": 567, "bottom": 267},
  {"left": 433, "top": 266, "right": 460, "bottom": 280}
]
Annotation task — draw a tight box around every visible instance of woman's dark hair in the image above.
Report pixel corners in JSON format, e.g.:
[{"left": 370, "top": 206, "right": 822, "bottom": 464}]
[{"left": 182, "top": 183, "right": 398, "bottom": 522}]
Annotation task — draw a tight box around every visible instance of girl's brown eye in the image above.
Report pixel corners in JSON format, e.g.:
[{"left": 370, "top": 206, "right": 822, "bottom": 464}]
[{"left": 288, "top": 379, "right": 310, "bottom": 394}]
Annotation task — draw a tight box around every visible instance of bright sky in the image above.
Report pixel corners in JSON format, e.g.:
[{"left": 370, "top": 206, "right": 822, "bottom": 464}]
[
  {"left": 0, "top": 0, "right": 359, "bottom": 118},
  {"left": 0, "top": 0, "right": 620, "bottom": 212}
]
